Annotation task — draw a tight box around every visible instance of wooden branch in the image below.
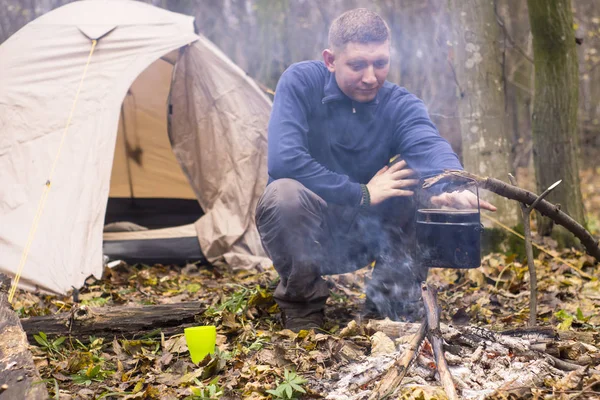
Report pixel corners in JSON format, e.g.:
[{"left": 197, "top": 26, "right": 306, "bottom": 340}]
[
  {"left": 508, "top": 174, "right": 547, "bottom": 326},
  {"left": 21, "top": 301, "right": 206, "bottom": 341},
  {"left": 423, "top": 170, "right": 600, "bottom": 262},
  {"left": 368, "top": 319, "right": 428, "bottom": 399},
  {"left": 421, "top": 283, "right": 459, "bottom": 400},
  {"left": 0, "top": 274, "right": 48, "bottom": 400}
]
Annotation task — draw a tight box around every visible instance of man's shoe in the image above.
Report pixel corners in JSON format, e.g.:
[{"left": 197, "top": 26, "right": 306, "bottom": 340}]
[{"left": 282, "top": 310, "right": 324, "bottom": 333}]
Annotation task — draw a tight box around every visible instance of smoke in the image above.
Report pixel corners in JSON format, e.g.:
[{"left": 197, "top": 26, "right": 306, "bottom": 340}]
[{"left": 312, "top": 198, "right": 430, "bottom": 321}]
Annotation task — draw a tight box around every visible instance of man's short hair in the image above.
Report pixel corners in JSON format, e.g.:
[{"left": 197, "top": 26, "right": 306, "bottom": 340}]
[{"left": 328, "top": 8, "right": 390, "bottom": 50}]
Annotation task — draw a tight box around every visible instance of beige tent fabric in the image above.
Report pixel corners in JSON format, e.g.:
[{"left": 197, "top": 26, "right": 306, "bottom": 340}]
[
  {"left": 110, "top": 53, "right": 196, "bottom": 199},
  {"left": 170, "top": 39, "right": 272, "bottom": 270},
  {"left": 0, "top": 0, "right": 272, "bottom": 295}
]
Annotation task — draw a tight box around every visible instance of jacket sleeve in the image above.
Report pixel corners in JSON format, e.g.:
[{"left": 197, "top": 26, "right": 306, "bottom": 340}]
[{"left": 267, "top": 66, "right": 363, "bottom": 206}]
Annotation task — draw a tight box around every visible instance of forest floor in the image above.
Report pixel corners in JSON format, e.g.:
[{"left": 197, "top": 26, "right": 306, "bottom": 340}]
[{"left": 11, "top": 167, "right": 600, "bottom": 400}]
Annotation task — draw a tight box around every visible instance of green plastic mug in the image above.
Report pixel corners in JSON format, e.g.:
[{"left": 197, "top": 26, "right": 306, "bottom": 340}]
[{"left": 184, "top": 326, "right": 216, "bottom": 364}]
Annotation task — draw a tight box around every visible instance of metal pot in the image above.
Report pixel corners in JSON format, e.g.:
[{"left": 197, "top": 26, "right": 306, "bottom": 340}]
[{"left": 416, "top": 208, "right": 482, "bottom": 269}]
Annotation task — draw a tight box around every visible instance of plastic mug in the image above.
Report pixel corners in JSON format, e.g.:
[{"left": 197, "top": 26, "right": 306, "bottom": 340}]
[{"left": 184, "top": 326, "right": 217, "bottom": 364}]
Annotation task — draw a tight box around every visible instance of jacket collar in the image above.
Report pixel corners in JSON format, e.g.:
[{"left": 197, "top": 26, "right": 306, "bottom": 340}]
[
  {"left": 322, "top": 71, "right": 347, "bottom": 103},
  {"left": 321, "top": 71, "right": 381, "bottom": 107}
]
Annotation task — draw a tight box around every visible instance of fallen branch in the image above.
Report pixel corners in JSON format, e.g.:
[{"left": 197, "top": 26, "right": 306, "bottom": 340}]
[
  {"left": 368, "top": 319, "right": 427, "bottom": 399},
  {"left": 423, "top": 170, "right": 600, "bottom": 262},
  {"left": 21, "top": 301, "right": 206, "bottom": 341},
  {"left": 0, "top": 274, "right": 48, "bottom": 400},
  {"left": 421, "top": 283, "right": 458, "bottom": 400},
  {"left": 508, "top": 174, "right": 561, "bottom": 326}
]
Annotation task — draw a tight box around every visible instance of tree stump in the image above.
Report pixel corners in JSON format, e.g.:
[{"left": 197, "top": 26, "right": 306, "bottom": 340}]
[{"left": 0, "top": 273, "right": 48, "bottom": 400}]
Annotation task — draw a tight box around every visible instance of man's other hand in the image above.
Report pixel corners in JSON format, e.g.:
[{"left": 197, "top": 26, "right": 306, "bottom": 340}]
[
  {"left": 366, "top": 159, "right": 419, "bottom": 206},
  {"left": 430, "top": 190, "right": 497, "bottom": 211}
]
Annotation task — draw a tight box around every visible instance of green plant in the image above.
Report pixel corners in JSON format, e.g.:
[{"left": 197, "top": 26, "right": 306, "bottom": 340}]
[
  {"left": 555, "top": 308, "right": 594, "bottom": 330},
  {"left": 33, "top": 332, "right": 66, "bottom": 357},
  {"left": 266, "top": 370, "right": 307, "bottom": 400},
  {"left": 204, "top": 284, "right": 257, "bottom": 316},
  {"left": 71, "top": 364, "right": 113, "bottom": 385},
  {"left": 247, "top": 336, "right": 269, "bottom": 352},
  {"left": 75, "top": 336, "right": 104, "bottom": 354},
  {"left": 187, "top": 377, "right": 223, "bottom": 399}
]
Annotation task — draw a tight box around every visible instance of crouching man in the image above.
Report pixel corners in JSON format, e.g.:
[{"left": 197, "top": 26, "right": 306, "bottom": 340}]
[{"left": 256, "top": 8, "right": 495, "bottom": 332}]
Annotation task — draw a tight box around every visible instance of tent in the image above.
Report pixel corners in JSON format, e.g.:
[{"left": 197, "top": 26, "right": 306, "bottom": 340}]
[{"left": 0, "top": 0, "right": 272, "bottom": 295}]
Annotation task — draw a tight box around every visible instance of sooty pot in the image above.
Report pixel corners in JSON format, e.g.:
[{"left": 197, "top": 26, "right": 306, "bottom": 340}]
[{"left": 416, "top": 209, "right": 482, "bottom": 269}]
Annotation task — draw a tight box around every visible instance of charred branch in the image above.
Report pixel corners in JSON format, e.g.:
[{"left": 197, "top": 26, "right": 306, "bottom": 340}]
[
  {"left": 422, "top": 283, "right": 459, "bottom": 400},
  {"left": 368, "top": 319, "right": 427, "bottom": 399}
]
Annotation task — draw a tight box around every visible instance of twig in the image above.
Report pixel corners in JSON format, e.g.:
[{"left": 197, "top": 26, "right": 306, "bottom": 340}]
[
  {"left": 508, "top": 174, "right": 561, "bottom": 326},
  {"left": 368, "top": 320, "right": 428, "bottom": 400},
  {"left": 493, "top": 0, "right": 534, "bottom": 64},
  {"left": 544, "top": 354, "right": 587, "bottom": 372},
  {"left": 421, "top": 283, "right": 459, "bottom": 400}
]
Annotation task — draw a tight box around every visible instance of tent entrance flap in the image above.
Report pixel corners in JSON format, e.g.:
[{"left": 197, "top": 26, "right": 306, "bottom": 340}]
[
  {"left": 109, "top": 52, "right": 196, "bottom": 200},
  {"left": 104, "top": 51, "right": 204, "bottom": 266}
]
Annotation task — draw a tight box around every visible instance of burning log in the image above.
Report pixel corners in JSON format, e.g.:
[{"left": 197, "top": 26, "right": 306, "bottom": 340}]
[
  {"left": 422, "top": 170, "right": 600, "bottom": 262},
  {"left": 421, "top": 284, "right": 458, "bottom": 400},
  {"left": 367, "top": 283, "right": 458, "bottom": 399},
  {"left": 333, "top": 281, "right": 600, "bottom": 399},
  {"left": 0, "top": 273, "right": 48, "bottom": 400},
  {"left": 327, "top": 316, "right": 596, "bottom": 399},
  {"left": 368, "top": 318, "right": 427, "bottom": 399}
]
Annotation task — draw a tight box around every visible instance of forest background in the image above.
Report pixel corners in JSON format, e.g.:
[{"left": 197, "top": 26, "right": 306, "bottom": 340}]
[
  {"left": 3, "top": 2, "right": 600, "bottom": 399},
  {"left": 2, "top": 0, "right": 600, "bottom": 235}
]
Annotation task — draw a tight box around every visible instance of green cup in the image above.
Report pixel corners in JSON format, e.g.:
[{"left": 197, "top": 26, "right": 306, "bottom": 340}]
[{"left": 184, "top": 326, "right": 217, "bottom": 364}]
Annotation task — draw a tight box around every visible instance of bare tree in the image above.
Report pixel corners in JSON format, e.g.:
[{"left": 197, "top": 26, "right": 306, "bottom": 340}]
[
  {"left": 527, "top": 0, "right": 586, "bottom": 242},
  {"left": 448, "top": 0, "right": 518, "bottom": 226}
]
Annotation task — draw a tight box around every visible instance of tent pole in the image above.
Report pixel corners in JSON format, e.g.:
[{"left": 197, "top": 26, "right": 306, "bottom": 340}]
[{"left": 120, "top": 101, "right": 135, "bottom": 202}]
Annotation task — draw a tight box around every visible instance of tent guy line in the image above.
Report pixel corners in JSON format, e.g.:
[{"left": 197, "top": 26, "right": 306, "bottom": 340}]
[{"left": 8, "top": 40, "right": 98, "bottom": 303}]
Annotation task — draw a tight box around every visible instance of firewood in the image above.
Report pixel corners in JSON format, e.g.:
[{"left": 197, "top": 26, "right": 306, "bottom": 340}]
[
  {"left": 368, "top": 319, "right": 427, "bottom": 399},
  {"left": 421, "top": 283, "right": 459, "bottom": 400}
]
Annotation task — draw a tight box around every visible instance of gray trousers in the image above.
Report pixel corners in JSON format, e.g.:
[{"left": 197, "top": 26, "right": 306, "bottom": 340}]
[{"left": 255, "top": 179, "right": 427, "bottom": 318}]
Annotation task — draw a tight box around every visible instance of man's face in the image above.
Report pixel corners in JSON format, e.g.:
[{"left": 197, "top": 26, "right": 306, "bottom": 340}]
[{"left": 323, "top": 40, "right": 390, "bottom": 103}]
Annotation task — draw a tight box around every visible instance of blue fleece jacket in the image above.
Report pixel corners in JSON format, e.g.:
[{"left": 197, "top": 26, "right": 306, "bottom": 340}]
[{"left": 267, "top": 61, "right": 463, "bottom": 207}]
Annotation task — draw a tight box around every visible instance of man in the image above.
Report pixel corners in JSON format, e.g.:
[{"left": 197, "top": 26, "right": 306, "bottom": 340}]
[{"left": 256, "top": 8, "right": 495, "bottom": 332}]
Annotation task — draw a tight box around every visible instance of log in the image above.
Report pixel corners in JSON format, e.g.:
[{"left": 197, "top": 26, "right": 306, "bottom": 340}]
[
  {"left": 422, "top": 283, "right": 459, "bottom": 400},
  {"left": 21, "top": 301, "right": 206, "bottom": 341},
  {"left": 422, "top": 170, "right": 600, "bottom": 261},
  {"left": 368, "top": 319, "right": 427, "bottom": 400},
  {"left": 0, "top": 274, "right": 48, "bottom": 400}
]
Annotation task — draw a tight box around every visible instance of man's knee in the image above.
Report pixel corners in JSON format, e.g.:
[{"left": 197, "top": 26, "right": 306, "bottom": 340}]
[{"left": 256, "top": 179, "right": 324, "bottom": 226}]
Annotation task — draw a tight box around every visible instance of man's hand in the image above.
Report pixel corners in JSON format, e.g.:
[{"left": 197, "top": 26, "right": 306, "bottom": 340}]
[
  {"left": 430, "top": 190, "right": 497, "bottom": 211},
  {"left": 366, "top": 159, "right": 419, "bottom": 206}
]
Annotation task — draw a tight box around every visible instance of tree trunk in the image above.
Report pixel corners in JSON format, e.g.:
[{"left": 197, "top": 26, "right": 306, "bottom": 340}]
[
  {"left": 498, "top": 0, "right": 534, "bottom": 172},
  {"left": 527, "top": 0, "right": 586, "bottom": 241},
  {"left": 448, "top": 0, "right": 518, "bottom": 226}
]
